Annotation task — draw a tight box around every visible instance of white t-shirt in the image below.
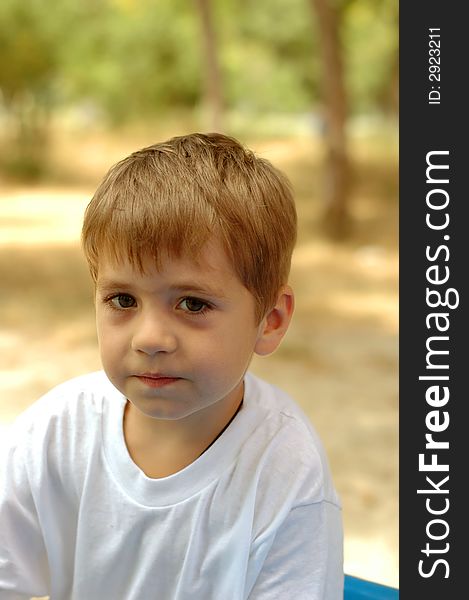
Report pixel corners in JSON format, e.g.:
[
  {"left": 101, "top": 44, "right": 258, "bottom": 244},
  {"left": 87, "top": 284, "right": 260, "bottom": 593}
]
[{"left": 0, "top": 371, "right": 343, "bottom": 599}]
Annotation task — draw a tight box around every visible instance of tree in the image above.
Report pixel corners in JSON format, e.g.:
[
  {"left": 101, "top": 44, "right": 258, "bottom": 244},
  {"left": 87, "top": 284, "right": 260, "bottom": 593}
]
[
  {"left": 0, "top": 1, "right": 60, "bottom": 178},
  {"left": 193, "top": 0, "right": 225, "bottom": 132},
  {"left": 310, "top": 0, "right": 351, "bottom": 238}
]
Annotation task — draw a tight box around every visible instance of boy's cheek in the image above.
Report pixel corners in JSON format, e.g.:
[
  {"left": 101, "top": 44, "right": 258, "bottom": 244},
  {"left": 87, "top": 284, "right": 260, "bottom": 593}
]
[
  {"left": 98, "top": 327, "right": 123, "bottom": 348},
  {"left": 96, "top": 323, "right": 119, "bottom": 353}
]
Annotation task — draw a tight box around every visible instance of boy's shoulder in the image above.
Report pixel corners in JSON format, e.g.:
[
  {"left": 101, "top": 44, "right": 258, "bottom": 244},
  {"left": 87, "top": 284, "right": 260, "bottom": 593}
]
[
  {"left": 243, "top": 372, "right": 340, "bottom": 507},
  {"left": 1, "top": 371, "right": 120, "bottom": 487},
  {"left": 7, "top": 371, "right": 120, "bottom": 442},
  {"left": 245, "top": 371, "right": 318, "bottom": 439}
]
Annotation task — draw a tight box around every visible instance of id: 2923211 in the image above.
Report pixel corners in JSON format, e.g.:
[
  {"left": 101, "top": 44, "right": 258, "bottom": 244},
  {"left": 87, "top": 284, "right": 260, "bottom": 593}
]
[{"left": 428, "top": 28, "right": 441, "bottom": 105}]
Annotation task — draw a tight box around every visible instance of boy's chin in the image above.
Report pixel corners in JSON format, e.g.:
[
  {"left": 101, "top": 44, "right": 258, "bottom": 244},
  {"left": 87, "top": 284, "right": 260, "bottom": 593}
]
[{"left": 126, "top": 397, "right": 206, "bottom": 422}]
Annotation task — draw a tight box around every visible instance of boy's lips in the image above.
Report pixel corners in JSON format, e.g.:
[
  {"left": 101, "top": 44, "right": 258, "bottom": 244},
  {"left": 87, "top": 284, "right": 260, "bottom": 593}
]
[{"left": 135, "top": 373, "right": 182, "bottom": 388}]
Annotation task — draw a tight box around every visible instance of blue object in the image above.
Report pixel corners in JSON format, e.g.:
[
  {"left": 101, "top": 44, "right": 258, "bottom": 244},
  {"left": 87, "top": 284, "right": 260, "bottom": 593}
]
[{"left": 344, "top": 574, "right": 399, "bottom": 599}]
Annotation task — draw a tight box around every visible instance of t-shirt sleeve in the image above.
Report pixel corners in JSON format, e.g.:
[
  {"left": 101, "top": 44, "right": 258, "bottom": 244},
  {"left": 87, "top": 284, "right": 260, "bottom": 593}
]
[
  {"left": 247, "top": 500, "right": 343, "bottom": 599},
  {"left": 0, "top": 427, "right": 50, "bottom": 598}
]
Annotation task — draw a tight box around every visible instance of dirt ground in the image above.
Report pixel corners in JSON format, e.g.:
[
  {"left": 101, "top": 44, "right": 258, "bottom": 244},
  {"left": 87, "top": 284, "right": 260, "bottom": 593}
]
[{"left": 0, "top": 134, "right": 398, "bottom": 588}]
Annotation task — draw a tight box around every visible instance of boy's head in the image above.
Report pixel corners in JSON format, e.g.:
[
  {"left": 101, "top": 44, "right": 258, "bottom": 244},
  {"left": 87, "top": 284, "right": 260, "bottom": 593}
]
[{"left": 82, "top": 132, "right": 297, "bottom": 324}]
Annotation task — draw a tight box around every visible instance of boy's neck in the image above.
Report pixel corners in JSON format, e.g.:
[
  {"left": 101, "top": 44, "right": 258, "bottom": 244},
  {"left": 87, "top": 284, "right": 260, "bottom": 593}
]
[{"left": 123, "top": 383, "right": 244, "bottom": 479}]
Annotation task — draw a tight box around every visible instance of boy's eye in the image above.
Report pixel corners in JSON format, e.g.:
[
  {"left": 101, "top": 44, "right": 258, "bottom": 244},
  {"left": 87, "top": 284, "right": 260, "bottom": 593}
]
[
  {"left": 178, "top": 297, "right": 210, "bottom": 313},
  {"left": 109, "top": 294, "right": 136, "bottom": 309}
]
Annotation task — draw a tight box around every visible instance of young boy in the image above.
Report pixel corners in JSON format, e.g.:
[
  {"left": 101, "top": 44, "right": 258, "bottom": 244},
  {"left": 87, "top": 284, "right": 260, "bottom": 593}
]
[{"left": 0, "top": 133, "right": 343, "bottom": 599}]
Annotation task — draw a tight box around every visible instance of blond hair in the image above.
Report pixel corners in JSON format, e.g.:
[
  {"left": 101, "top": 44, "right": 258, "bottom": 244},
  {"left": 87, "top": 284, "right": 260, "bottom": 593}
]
[{"left": 82, "top": 132, "right": 297, "bottom": 322}]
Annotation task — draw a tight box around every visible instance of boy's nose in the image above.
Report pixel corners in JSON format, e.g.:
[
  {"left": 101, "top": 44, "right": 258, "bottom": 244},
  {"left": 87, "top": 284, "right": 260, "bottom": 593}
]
[{"left": 131, "top": 314, "right": 177, "bottom": 356}]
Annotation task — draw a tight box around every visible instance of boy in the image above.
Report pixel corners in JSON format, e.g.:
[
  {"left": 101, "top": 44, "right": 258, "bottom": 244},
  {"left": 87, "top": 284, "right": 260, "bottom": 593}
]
[{"left": 0, "top": 133, "right": 343, "bottom": 599}]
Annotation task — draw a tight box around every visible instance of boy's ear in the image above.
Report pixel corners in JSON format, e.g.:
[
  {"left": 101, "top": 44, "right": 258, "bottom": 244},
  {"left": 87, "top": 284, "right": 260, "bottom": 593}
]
[{"left": 254, "top": 285, "right": 294, "bottom": 357}]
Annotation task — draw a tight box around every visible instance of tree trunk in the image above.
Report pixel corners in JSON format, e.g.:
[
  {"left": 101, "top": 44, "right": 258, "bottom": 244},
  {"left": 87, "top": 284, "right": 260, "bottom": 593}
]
[
  {"left": 194, "top": 0, "right": 224, "bottom": 132},
  {"left": 2, "top": 92, "right": 50, "bottom": 181},
  {"left": 310, "top": 0, "right": 351, "bottom": 239}
]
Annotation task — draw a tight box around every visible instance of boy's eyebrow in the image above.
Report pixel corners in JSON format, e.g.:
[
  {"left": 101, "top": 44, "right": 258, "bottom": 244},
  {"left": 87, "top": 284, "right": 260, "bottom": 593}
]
[
  {"left": 169, "top": 282, "right": 228, "bottom": 299},
  {"left": 96, "top": 279, "right": 131, "bottom": 292}
]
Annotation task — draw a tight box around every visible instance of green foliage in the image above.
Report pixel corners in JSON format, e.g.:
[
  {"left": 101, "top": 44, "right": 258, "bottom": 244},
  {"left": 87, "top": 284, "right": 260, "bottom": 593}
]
[
  {"left": 0, "top": 1, "right": 58, "bottom": 103},
  {"left": 343, "top": 0, "right": 398, "bottom": 112},
  {"left": 0, "top": 0, "right": 73, "bottom": 179},
  {"left": 221, "top": 0, "right": 319, "bottom": 112},
  {"left": 60, "top": 0, "right": 202, "bottom": 123},
  {"left": 0, "top": 0, "right": 398, "bottom": 130}
]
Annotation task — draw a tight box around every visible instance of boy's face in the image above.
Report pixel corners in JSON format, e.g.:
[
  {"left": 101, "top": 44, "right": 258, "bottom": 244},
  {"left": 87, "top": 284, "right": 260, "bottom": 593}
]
[{"left": 95, "top": 238, "right": 266, "bottom": 422}]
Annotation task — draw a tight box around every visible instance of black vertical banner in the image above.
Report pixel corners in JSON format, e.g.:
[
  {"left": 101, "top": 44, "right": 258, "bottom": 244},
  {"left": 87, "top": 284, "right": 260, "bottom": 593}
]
[{"left": 400, "top": 2, "right": 466, "bottom": 598}]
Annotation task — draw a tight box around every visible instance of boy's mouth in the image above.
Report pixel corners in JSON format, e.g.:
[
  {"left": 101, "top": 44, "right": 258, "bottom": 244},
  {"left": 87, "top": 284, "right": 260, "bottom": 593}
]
[{"left": 136, "top": 373, "right": 182, "bottom": 388}]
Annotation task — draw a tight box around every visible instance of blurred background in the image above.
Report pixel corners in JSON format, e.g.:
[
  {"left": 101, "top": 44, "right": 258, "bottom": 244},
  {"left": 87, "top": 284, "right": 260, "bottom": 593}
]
[{"left": 0, "top": 0, "right": 398, "bottom": 589}]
